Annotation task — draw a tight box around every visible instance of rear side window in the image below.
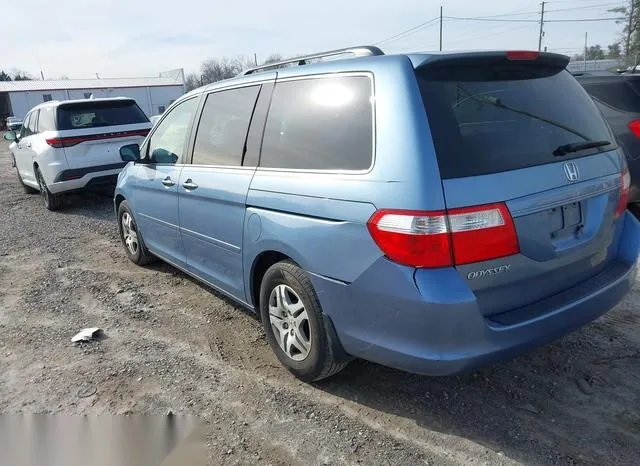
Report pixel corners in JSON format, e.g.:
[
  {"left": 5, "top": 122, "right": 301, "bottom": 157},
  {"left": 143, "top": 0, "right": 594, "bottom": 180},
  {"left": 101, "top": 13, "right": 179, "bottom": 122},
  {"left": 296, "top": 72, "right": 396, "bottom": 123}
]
[
  {"left": 418, "top": 66, "right": 614, "bottom": 179},
  {"left": 37, "top": 107, "right": 56, "bottom": 132},
  {"left": 260, "top": 76, "right": 373, "bottom": 170},
  {"left": 581, "top": 79, "right": 640, "bottom": 113},
  {"left": 56, "top": 100, "right": 148, "bottom": 130},
  {"left": 192, "top": 86, "right": 260, "bottom": 166}
]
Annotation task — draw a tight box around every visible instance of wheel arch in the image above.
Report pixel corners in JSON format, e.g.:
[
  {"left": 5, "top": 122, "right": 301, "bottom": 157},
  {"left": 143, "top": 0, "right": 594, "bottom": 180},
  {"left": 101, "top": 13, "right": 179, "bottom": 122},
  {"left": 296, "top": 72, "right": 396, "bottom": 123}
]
[{"left": 249, "top": 250, "right": 301, "bottom": 312}]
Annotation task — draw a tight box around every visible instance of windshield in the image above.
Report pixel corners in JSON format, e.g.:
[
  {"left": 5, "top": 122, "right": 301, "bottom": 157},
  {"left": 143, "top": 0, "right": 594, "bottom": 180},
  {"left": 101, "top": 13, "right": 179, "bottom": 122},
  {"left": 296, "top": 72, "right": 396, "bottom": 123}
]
[
  {"left": 56, "top": 100, "right": 149, "bottom": 130},
  {"left": 417, "top": 66, "right": 614, "bottom": 179}
]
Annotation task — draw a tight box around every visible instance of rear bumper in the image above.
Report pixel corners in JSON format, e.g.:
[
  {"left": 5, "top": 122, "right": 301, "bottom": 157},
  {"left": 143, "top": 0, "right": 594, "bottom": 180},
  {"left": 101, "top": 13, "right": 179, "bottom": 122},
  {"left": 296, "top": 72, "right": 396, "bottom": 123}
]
[
  {"left": 48, "top": 165, "right": 126, "bottom": 194},
  {"left": 310, "top": 211, "right": 640, "bottom": 376}
]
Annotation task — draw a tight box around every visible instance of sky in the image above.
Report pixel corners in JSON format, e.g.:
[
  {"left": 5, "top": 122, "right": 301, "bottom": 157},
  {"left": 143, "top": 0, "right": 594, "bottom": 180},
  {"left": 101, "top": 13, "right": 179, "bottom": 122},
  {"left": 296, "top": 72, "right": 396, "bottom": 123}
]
[{"left": 3, "top": 0, "right": 626, "bottom": 79}]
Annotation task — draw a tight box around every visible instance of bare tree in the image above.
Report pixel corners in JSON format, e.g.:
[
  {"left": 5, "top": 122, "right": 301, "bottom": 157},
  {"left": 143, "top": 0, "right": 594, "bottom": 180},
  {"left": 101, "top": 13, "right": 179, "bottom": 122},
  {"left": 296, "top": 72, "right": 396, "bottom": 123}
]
[
  {"left": 200, "top": 56, "right": 254, "bottom": 85},
  {"left": 10, "top": 69, "right": 33, "bottom": 80},
  {"left": 184, "top": 73, "right": 201, "bottom": 92},
  {"left": 263, "top": 53, "right": 283, "bottom": 65}
]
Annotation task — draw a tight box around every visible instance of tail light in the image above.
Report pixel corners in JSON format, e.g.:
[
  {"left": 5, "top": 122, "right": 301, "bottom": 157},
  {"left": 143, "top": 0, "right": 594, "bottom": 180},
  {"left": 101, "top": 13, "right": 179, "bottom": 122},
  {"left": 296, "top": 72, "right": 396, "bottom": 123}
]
[
  {"left": 615, "top": 167, "right": 630, "bottom": 219},
  {"left": 628, "top": 120, "right": 640, "bottom": 138},
  {"left": 506, "top": 51, "right": 540, "bottom": 61},
  {"left": 45, "top": 138, "right": 65, "bottom": 148},
  {"left": 46, "top": 130, "right": 149, "bottom": 149},
  {"left": 367, "top": 203, "right": 519, "bottom": 268}
]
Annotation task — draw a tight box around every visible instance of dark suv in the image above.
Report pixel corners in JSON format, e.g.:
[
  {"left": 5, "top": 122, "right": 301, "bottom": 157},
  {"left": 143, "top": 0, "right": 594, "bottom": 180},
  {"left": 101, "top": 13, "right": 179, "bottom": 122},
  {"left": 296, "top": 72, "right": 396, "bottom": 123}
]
[{"left": 576, "top": 72, "right": 640, "bottom": 203}]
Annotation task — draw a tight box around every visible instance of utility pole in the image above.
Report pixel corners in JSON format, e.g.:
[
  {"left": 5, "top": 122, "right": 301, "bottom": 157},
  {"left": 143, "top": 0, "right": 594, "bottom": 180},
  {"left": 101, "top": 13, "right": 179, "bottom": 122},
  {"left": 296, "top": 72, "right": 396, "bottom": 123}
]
[
  {"left": 439, "top": 6, "right": 443, "bottom": 51},
  {"left": 584, "top": 32, "right": 588, "bottom": 72},
  {"left": 627, "top": 0, "right": 635, "bottom": 63},
  {"left": 538, "top": 2, "right": 545, "bottom": 51},
  {"left": 254, "top": 53, "right": 258, "bottom": 66}
]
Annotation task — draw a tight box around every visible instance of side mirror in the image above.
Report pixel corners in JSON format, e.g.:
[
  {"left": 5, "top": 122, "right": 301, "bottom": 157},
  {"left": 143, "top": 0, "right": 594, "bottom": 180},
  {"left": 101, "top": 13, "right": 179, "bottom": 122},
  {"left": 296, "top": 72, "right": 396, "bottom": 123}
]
[
  {"left": 3, "top": 131, "right": 16, "bottom": 142},
  {"left": 150, "top": 148, "right": 178, "bottom": 164},
  {"left": 119, "top": 144, "right": 140, "bottom": 162}
]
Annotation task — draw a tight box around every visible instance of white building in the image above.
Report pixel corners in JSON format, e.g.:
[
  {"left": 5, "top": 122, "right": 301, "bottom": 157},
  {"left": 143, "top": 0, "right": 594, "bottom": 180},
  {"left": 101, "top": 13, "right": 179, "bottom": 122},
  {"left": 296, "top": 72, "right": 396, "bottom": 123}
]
[{"left": 0, "top": 69, "right": 186, "bottom": 120}]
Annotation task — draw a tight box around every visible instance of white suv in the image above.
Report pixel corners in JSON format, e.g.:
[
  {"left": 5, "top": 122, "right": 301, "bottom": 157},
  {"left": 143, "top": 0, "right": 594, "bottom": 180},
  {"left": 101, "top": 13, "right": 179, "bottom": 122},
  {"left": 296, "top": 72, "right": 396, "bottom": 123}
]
[{"left": 3, "top": 97, "right": 152, "bottom": 210}]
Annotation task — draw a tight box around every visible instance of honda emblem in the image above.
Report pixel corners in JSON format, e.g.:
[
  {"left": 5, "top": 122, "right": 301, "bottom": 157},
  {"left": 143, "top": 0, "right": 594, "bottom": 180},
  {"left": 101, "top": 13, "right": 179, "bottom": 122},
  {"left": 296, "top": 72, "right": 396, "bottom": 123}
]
[{"left": 564, "top": 162, "right": 579, "bottom": 182}]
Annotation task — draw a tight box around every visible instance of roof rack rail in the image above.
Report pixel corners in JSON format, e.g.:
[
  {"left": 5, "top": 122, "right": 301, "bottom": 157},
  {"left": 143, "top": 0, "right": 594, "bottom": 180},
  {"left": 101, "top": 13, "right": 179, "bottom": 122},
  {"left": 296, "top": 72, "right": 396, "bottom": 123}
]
[{"left": 243, "top": 45, "right": 384, "bottom": 75}]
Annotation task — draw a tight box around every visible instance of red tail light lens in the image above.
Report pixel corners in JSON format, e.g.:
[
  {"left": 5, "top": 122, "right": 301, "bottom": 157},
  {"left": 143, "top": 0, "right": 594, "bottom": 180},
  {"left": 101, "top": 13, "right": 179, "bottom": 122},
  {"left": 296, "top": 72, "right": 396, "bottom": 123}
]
[
  {"left": 448, "top": 203, "right": 519, "bottom": 265},
  {"left": 367, "top": 203, "right": 520, "bottom": 268},
  {"left": 45, "top": 138, "right": 64, "bottom": 148},
  {"left": 506, "top": 51, "right": 540, "bottom": 61},
  {"left": 628, "top": 120, "right": 640, "bottom": 138},
  {"left": 46, "top": 130, "right": 149, "bottom": 149},
  {"left": 367, "top": 210, "right": 451, "bottom": 268},
  {"left": 615, "top": 167, "right": 630, "bottom": 219}
]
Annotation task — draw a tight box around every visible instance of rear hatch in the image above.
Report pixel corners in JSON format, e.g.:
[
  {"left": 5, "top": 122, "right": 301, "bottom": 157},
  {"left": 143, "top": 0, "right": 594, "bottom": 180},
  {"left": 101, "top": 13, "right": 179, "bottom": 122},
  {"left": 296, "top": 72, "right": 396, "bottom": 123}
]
[
  {"left": 416, "top": 52, "right": 628, "bottom": 316},
  {"left": 52, "top": 99, "right": 151, "bottom": 170}
]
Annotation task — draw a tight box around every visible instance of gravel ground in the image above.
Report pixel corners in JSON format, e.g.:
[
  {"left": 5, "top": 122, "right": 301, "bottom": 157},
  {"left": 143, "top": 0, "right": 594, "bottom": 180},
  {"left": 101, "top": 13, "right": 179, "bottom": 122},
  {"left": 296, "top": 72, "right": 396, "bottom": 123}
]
[{"left": 1, "top": 140, "right": 640, "bottom": 465}]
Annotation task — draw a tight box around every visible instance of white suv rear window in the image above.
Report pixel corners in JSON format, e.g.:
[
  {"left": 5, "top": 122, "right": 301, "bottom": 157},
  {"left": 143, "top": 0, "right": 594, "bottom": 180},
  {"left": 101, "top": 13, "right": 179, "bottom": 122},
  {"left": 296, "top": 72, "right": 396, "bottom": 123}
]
[{"left": 56, "top": 100, "right": 148, "bottom": 130}]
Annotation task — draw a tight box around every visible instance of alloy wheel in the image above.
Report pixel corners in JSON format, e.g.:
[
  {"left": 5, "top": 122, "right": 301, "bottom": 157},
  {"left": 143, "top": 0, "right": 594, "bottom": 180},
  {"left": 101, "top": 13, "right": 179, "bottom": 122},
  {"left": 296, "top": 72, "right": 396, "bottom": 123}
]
[
  {"left": 268, "top": 284, "right": 311, "bottom": 361},
  {"left": 121, "top": 212, "right": 139, "bottom": 255}
]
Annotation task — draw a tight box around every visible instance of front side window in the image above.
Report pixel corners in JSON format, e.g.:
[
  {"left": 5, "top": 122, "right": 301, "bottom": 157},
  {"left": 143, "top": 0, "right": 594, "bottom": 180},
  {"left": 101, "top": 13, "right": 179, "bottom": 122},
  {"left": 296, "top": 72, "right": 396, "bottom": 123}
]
[
  {"left": 19, "top": 113, "right": 31, "bottom": 138},
  {"left": 27, "top": 110, "right": 39, "bottom": 134},
  {"left": 260, "top": 76, "right": 374, "bottom": 170},
  {"left": 192, "top": 86, "right": 260, "bottom": 166},
  {"left": 147, "top": 97, "right": 199, "bottom": 164}
]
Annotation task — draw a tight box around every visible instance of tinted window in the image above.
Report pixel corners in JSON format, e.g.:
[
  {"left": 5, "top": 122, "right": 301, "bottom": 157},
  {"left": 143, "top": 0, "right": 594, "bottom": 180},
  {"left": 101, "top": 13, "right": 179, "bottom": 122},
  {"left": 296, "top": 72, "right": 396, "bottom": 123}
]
[
  {"left": 19, "top": 113, "right": 31, "bottom": 138},
  {"left": 37, "top": 107, "right": 56, "bottom": 132},
  {"left": 192, "top": 86, "right": 260, "bottom": 166},
  {"left": 418, "top": 67, "right": 614, "bottom": 179},
  {"left": 28, "top": 111, "right": 39, "bottom": 134},
  {"left": 581, "top": 80, "right": 640, "bottom": 113},
  {"left": 260, "top": 76, "right": 373, "bottom": 170},
  {"left": 56, "top": 100, "right": 148, "bottom": 130},
  {"left": 147, "top": 97, "right": 199, "bottom": 164}
]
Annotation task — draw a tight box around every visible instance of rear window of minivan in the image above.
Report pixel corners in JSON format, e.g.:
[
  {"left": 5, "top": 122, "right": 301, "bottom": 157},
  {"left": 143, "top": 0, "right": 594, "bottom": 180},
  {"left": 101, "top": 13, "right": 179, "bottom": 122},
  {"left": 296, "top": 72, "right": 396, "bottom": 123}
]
[
  {"left": 418, "top": 65, "right": 614, "bottom": 179},
  {"left": 56, "top": 100, "right": 148, "bottom": 130}
]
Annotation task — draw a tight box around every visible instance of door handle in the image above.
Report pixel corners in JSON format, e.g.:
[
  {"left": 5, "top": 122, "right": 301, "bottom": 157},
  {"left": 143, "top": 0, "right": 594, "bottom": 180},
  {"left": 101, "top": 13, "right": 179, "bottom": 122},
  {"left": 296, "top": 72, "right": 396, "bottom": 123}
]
[
  {"left": 182, "top": 179, "right": 198, "bottom": 190},
  {"left": 161, "top": 176, "right": 175, "bottom": 187}
]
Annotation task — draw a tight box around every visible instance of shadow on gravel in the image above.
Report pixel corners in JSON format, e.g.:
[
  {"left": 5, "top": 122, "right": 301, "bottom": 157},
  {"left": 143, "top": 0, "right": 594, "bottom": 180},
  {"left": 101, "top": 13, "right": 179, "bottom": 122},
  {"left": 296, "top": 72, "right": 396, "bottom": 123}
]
[
  {"left": 56, "top": 189, "right": 115, "bottom": 221},
  {"left": 313, "top": 325, "right": 640, "bottom": 465},
  {"left": 146, "top": 260, "right": 260, "bottom": 322}
]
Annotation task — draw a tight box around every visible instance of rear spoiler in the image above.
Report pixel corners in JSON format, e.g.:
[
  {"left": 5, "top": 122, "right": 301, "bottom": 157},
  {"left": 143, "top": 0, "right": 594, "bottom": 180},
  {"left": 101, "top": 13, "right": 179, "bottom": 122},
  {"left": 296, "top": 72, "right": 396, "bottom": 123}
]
[{"left": 414, "top": 51, "right": 570, "bottom": 71}]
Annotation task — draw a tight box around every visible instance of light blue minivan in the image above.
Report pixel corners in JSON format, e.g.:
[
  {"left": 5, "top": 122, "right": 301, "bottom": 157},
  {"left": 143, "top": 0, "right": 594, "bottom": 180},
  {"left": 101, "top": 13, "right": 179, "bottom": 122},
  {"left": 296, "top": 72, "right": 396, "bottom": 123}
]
[{"left": 114, "top": 46, "right": 640, "bottom": 381}]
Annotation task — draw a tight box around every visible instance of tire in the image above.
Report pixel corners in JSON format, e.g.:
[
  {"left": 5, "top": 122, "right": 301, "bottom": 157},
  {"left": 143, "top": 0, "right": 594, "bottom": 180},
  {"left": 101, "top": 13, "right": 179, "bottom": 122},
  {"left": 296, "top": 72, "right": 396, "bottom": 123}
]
[
  {"left": 259, "top": 260, "right": 349, "bottom": 382},
  {"left": 117, "top": 200, "right": 155, "bottom": 266},
  {"left": 11, "top": 155, "right": 37, "bottom": 194},
  {"left": 35, "top": 167, "right": 63, "bottom": 211}
]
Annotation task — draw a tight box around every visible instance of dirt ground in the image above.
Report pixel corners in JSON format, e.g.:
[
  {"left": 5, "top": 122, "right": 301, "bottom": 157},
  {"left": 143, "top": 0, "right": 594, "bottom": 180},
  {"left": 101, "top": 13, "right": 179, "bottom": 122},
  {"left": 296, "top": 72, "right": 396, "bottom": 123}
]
[{"left": 1, "top": 141, "right": 640, "bottom": 465}]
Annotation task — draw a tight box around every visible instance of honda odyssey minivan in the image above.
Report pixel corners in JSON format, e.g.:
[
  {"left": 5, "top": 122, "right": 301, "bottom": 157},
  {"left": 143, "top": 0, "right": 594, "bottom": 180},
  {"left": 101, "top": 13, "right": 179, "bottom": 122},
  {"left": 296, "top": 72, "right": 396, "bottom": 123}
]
[{"left": 114, "top": 47, "right": 640, "bottom": 381}]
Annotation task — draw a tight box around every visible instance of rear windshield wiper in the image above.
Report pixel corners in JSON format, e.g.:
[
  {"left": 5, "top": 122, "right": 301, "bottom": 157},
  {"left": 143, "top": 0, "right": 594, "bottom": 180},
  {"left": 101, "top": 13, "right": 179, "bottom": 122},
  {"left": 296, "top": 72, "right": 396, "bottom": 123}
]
[
  {"left": 456, "top": 85, "right": 592, "bottom": 142},
  {"left": 553, "top": 140, "right": 611, "bottom": 156}
]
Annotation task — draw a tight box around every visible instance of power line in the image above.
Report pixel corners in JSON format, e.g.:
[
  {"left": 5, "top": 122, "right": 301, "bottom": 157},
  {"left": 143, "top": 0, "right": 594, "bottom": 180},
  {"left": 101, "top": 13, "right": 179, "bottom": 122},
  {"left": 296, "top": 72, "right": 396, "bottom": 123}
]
[
  {"left": 443, "top": 15, "right": 625, "bottom": 22},
  {"left": 375, "top": 17, "right": 439, "bottom": 45},
  {"left": 546, "top": 17, "right": 626, "bottom": 21},
  {"left": 546, "top": 2, "right": 627, "bottom": 13}
]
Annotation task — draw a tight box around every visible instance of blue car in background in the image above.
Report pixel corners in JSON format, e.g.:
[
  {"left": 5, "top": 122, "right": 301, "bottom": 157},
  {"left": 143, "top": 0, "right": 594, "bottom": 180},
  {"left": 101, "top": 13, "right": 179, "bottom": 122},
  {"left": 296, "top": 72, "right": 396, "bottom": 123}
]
[{"left": 114, "top": 46, "right": 640, "bottom": 382}]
